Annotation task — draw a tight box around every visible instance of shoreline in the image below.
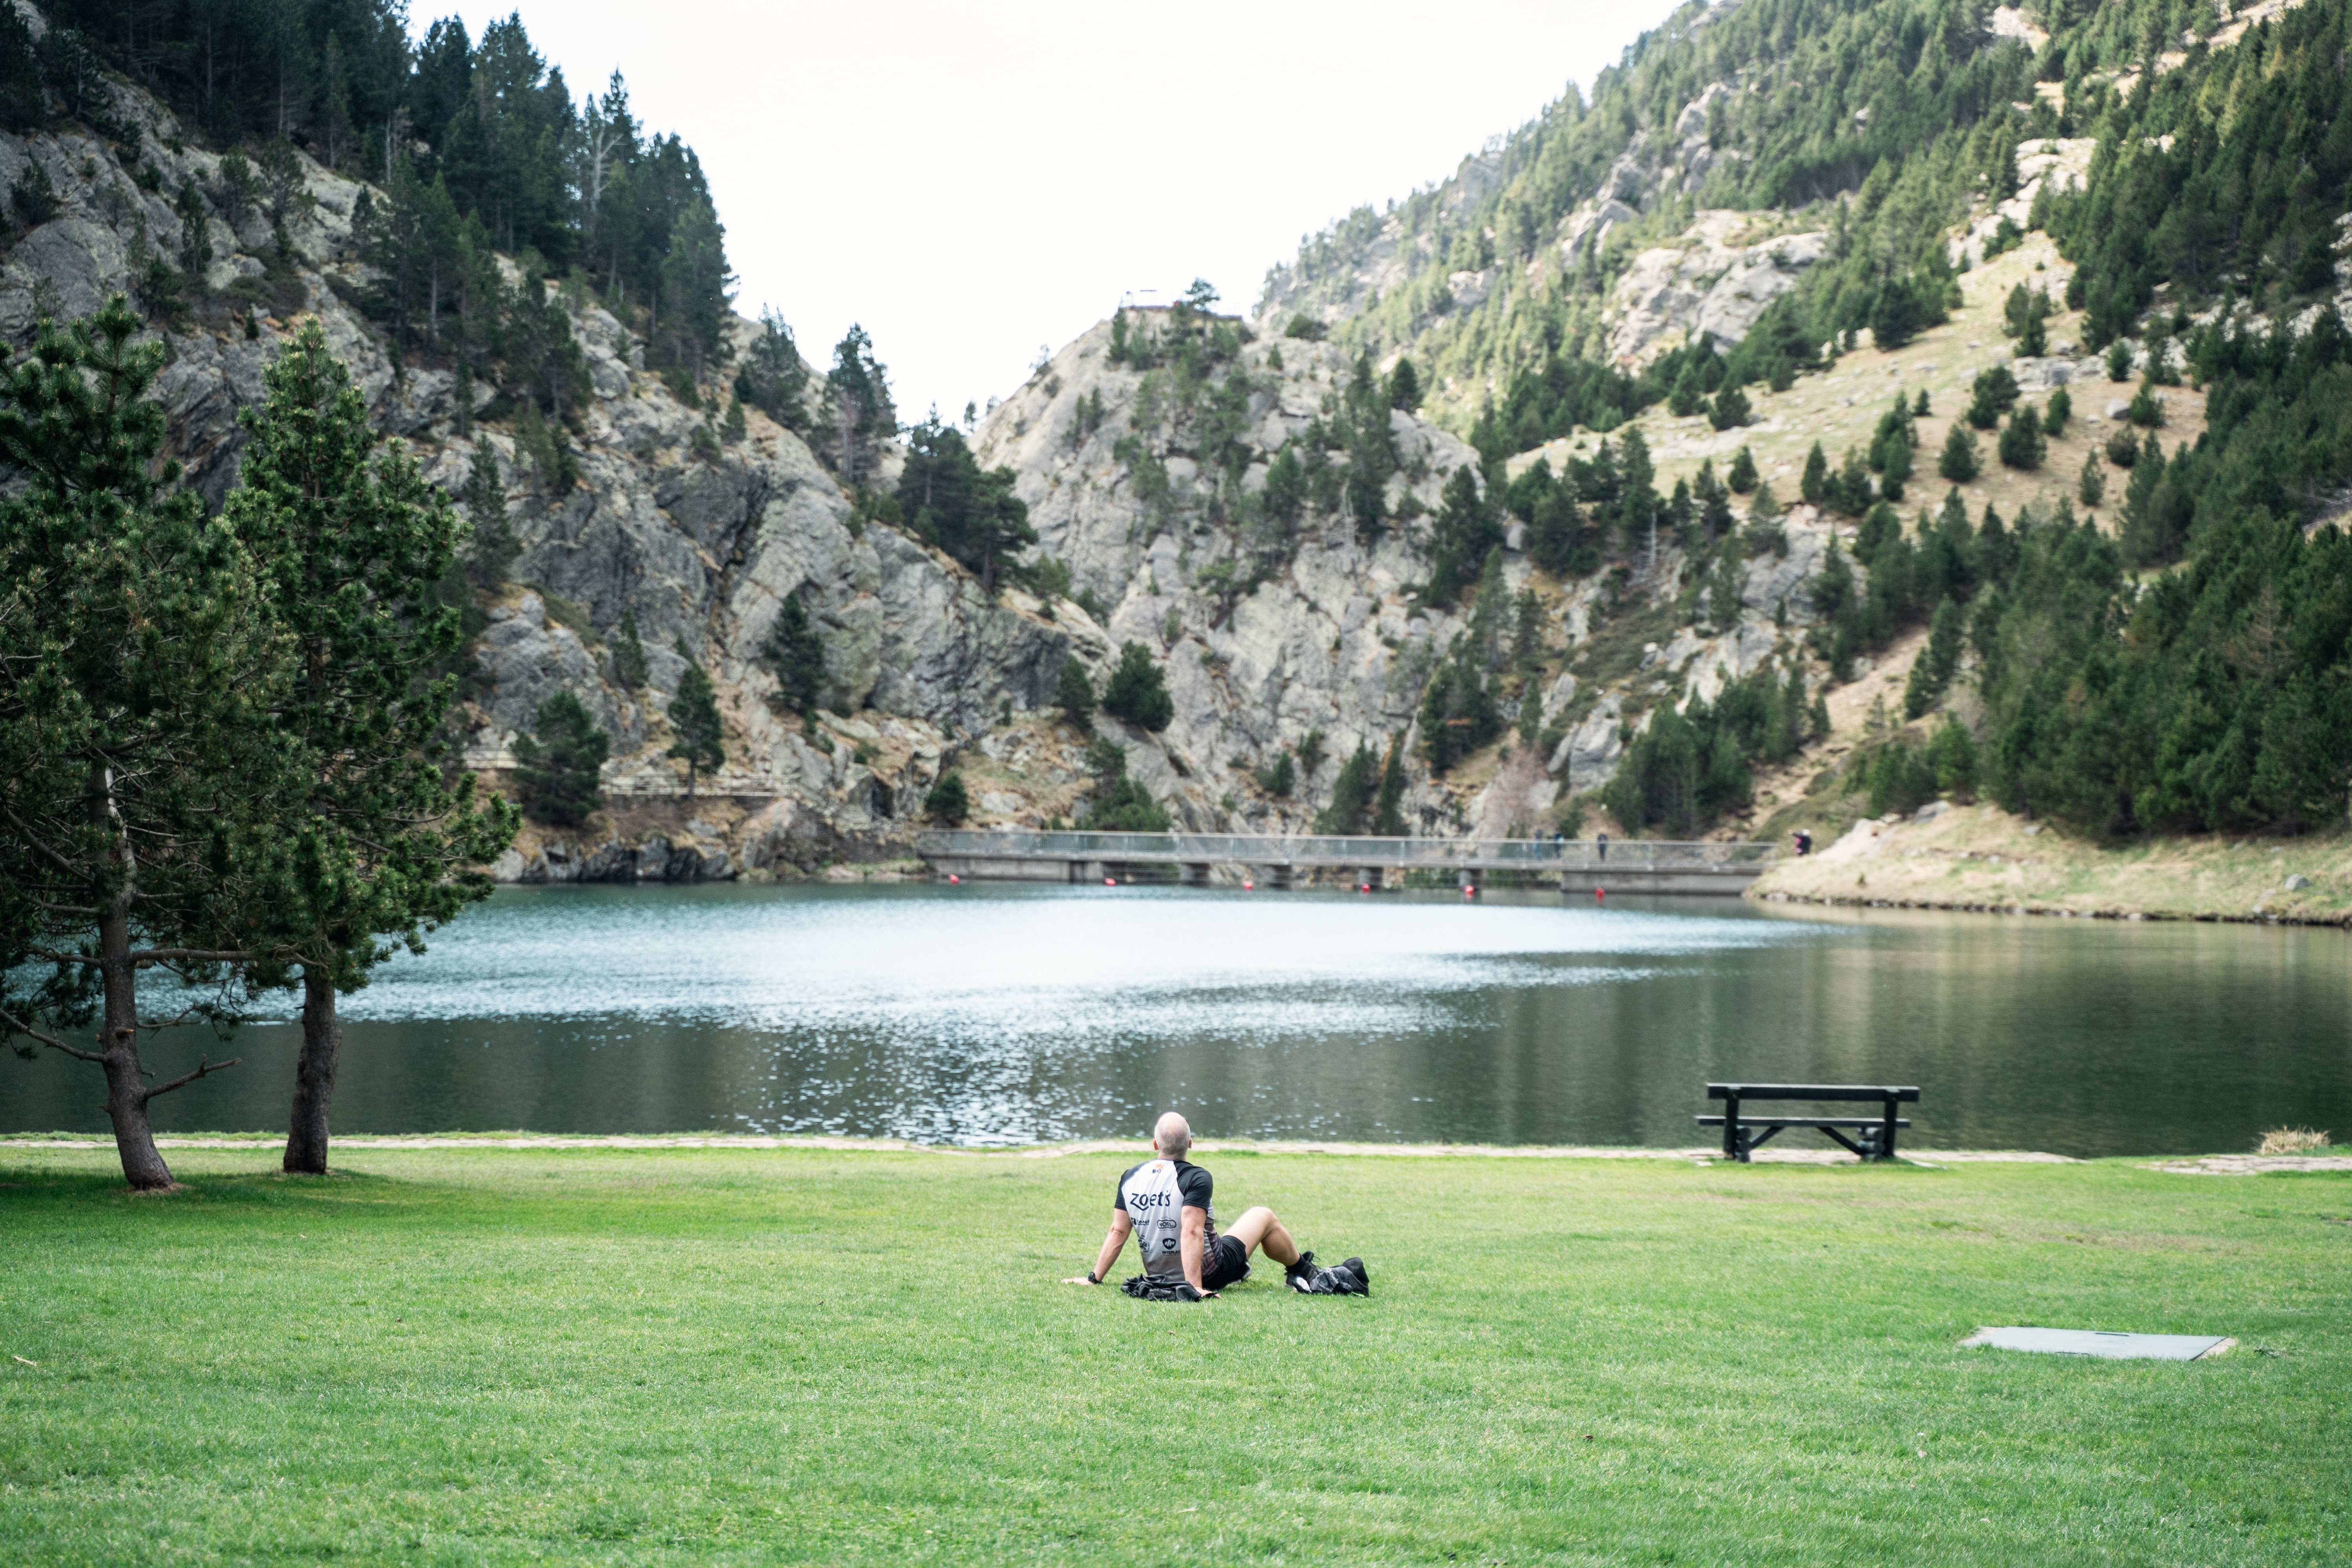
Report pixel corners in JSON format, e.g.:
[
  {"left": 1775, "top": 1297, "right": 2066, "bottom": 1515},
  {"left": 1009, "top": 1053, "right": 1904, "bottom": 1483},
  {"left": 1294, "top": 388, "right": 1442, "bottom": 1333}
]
[
  {"left": 1747, "top": 801, "right": 2352, "bottom": 927},
  {"left": 10, "top": 1132, "right": 2346, "bottom": 1172}
]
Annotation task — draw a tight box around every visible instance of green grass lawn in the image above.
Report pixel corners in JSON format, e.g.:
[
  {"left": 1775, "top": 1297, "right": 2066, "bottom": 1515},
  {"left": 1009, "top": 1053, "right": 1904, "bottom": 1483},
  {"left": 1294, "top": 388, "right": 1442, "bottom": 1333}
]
[{"left": 2, "top": 1146, "right": 2345, "bottom": 1565}]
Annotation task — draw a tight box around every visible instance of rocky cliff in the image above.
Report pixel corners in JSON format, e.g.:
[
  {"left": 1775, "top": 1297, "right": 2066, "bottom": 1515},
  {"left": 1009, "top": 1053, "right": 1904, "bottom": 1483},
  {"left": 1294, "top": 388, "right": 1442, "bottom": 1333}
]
[{"left": 0, "top": 30, "right": 1098, "bottom": 882}]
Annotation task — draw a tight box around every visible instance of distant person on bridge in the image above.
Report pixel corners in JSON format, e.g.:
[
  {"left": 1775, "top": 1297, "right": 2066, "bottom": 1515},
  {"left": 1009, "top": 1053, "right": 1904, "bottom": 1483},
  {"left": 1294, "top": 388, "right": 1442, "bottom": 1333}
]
[
  {"left": 1062, "top": 1112, "right": 1365, "bottom": 1298},
  {"left": 1596, "top": 829, "right": 1608, "bottom": 862}
]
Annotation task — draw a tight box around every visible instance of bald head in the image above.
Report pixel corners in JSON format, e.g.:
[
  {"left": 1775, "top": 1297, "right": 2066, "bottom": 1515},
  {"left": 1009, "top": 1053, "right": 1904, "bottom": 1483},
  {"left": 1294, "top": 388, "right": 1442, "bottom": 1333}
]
[{"left": 1153, "top": 1112, "right": 1192, "bottom": 1159}]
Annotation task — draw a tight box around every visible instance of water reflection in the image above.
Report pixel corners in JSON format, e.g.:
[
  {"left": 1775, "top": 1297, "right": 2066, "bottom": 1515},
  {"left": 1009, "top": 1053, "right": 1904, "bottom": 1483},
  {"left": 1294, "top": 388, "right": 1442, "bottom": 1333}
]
[{"left": 4, "top": 884, "right": 2346, "bottom": 1156}]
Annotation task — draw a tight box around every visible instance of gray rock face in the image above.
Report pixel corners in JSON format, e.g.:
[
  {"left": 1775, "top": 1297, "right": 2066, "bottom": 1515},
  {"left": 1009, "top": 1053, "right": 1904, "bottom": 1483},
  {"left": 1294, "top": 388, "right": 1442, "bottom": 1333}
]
[
  {"left": 972, "top": 314, "right": 1485, "bottom": 834},
  {"left": 1606, "top": 213, "right": 1828, "bottom": 365},
  {"left": 0, "top": 99, "right": 1100, "bottom": 877}
]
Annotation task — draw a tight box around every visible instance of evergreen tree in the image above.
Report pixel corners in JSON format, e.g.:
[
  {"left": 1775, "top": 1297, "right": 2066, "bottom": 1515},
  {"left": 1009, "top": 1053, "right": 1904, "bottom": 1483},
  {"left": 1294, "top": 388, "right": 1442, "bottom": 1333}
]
[
  {"left": 1708, "top": 544, "right": 1745, "bottom": 631},
  {"left": 2078, "top": 450, "right": 2106, "bottom": 508},
  {"left": 1709, "top": 385, "right": 1752, "bottom": 430},
  {"left": 924, "top": 771, "right": 969, "bottom": 825},
  {"left": 1726, "top": 446, "right": 1757, "bottom": 494},
  {"left": 1801, "top": 443, "right": 1828, "bottom": 506},
  {"left": 0, "top": 299, "right": 297, "bottom": 1190},
  {"left": 461, "top": 436, "right": 516, "bottom": 590},
  {"left": 1056, "top": 655, "right": 1095, "bottom": 728},
  {"left": 823, "top": 324, "right": 896, "bottom": 488},
  {"left": 764, "top": 594, "right": 826, "bottom": 718},
  {"left": 1372, "top": 737, "right": 1409, "bottom": 835},
  {"left": 1387, "top": 357, "right": 1423, "bottom": 412},
  {"left": 225, "top": 319, "right": 517, "bottom": 1174},
  {"left": 897, "top": 414, "right": 1036, "bottom": 595},
  {"left": 735, "top": 307, "right": 809, "bottom": 429},
  {"left": 1314, "top": 739, "right": 1379, "bottom": 834},
  {"left": 611, "top": 608, "right": 650, "bottom": 690},
  {"left": 1939, "top": 423, "right": 1980, "bottom": 482},
  {"left": 1428, "top": 463, "right": 1499, "bottom": 602},
  {"left": 512, "top": 691, "right": 608, "bottom": 827},
  {"left": 665, "top": 645, "right": 725, "bottom": 795},
  {"left": 1965, "top": 365, "right": 2019, "bottom": 430},
  {"left": 1417, "top": 634, "right": 1503, "bottom": 772},
  {"left": 1256, "top": 750, "right": 1295, "bottom": 798},
  {"left": 1083, "top": 743, "right": 1170, "bottom": 831},
  {"left": 1101, "top": 641, "right": 1173, "bottom": 731},
  {"left": 1902, "top": 597, "right": 1965, "bottom": 719},
  {"left": 2043, "top": 386, "right": 2071, "bottom": 435},
  {"left": 1997, "top": 405, "right": 2047, "bottom": 469}
]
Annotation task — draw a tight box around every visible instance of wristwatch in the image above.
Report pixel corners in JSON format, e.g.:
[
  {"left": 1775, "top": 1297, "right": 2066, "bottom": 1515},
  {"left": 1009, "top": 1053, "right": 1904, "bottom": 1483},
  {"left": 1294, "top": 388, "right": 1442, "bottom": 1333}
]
[{"left": 1085, "top": 1270, "right": 1100, "bottom": 1284}]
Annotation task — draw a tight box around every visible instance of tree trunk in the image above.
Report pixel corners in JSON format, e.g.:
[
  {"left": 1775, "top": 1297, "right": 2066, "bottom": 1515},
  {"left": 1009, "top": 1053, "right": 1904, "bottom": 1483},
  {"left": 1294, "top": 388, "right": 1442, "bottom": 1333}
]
[
  {"left": 283, "top": 968, "right": 341, "bottom": 1174},
  {"left": 93, "top": 797, "right": 174, "bottom": 1191}
]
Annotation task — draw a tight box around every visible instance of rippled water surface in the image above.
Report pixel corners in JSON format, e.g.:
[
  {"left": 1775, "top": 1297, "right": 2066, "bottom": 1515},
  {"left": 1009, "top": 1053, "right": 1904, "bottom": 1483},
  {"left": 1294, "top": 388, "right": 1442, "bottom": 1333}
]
[{"left": 8, "top": 883, "right": 2348, "bottom": 1154}]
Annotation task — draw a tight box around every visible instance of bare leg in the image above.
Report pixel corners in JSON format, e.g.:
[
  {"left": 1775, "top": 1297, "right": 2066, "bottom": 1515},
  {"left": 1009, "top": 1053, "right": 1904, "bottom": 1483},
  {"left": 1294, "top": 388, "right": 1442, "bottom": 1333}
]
[{"left": 1223, "top": 1205, "right": 1300, "bottom": 1268}]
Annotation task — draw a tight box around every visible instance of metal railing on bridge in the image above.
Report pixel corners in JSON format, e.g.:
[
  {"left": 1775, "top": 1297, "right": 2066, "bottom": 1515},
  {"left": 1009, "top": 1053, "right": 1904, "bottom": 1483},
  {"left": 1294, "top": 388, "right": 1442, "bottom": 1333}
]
[{"left": 913, "top": 829, "right": 1775, "bottom": 872}]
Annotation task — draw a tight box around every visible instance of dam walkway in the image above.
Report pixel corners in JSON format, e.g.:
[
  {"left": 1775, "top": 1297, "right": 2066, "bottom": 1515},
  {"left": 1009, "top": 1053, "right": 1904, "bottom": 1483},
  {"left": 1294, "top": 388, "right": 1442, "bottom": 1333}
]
[{"left": 913, "top": 830, "right": 1775, "bottom": 895}]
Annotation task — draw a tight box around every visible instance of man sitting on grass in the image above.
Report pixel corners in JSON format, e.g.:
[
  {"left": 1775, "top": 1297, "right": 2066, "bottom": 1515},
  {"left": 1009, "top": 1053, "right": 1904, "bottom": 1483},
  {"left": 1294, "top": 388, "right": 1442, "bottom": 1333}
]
[{"left": 1062, "top": 1112, "right": 1328, "bottom": 1298}]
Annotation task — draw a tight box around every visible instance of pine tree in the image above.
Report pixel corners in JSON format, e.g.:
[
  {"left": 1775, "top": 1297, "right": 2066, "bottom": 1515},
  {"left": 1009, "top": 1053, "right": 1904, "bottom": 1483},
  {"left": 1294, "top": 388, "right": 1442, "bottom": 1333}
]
[
  {"left": 1709, "top": 545, "right": 1745, "bottom": 631},
  {"left": 924, "top": 771, "right": 969, "bottom": 825},
  {"left": 2078, "top": 449, "right": 2106, "bottom": 508},
  {"left": 1387, "top": 357, "right": 1422, "bottom": 412},
  {"left": 226, "top": 318, "right": 517, "bottom": 1175},
  {"left": 1056, "top": 655, "right": 1096, "bottom": 728},
  {"left": 1256, "top": 750, "right": 1296, "bottom": 797},
  {"left": 1801, "top": 443, "right": 1828, "bottom": 506},
  {"left": 1939, "top": 423, "right": 1980, "bottom": 483},
  {"left": 512, "top": 691, "right": 609, "bottom": 827},
  {"left": 0, "top": 299, "right": 297, "bottom": 1190},
  {"left": 1709, "top": 385, "right": 1752, "bottom": 430},
  {"left": 1997, "top": 405, "right": 2047, "bottom": 469},
  {"left": 666, "top": 644, "right": 726, "bottom": 796},
  {"left": 822, "top": 324, "right": 895, "bottom": 488},
  {"left": 764, "top": 594, "right": 826, "bottom": 719},
  {"left": 1100, "top": 641, "right": 1173, "bottom": 732},
  {"left": 735, "top": 307, "right": 809, "bottom": 429},
  {"left": 1372, "top": 738, "right": 1409, "bottom": 835},
  {"left": 1428, "top": 463, "right": 1498, "bottom": 601},
  {"left": 1726, "top": 446, "right": 1758, "bottom": 494},
  {"left": 612, "top": 608, "right": 650, "bottom": 690},
  {"left": 461, "top": 437, "right": 516, "bottom": 590},
  {"left": 1902, "top": 597, "right": 1965, "bottom": 719},
  {"left": 1314, "top": 740, "right": 1379, "bottom": 834}
]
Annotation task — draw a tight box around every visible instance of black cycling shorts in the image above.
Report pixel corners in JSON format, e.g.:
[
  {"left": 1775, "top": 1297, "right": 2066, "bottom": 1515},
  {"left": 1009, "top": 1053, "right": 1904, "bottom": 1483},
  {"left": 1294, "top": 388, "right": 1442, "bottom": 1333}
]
[{"left": 1202, "top": 1233, "right": 1252, "bottom": 1290}]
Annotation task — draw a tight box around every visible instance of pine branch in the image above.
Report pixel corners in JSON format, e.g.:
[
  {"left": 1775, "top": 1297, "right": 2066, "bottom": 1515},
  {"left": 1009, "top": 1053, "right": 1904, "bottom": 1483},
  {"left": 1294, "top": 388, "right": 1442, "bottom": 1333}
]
[
  {"left": 142, "top": 1054, "right": 242, "bottom": 1101},
  {"left": 0, "top": 1005, "right": 102, "bottom": 1064}
]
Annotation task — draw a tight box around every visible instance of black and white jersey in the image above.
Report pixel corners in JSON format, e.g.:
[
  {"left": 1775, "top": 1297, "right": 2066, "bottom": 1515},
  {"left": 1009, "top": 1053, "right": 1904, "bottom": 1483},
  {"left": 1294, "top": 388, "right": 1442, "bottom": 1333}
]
[{"left": 1116, "top": 1159, "right": 1215, "bottom": 1279}]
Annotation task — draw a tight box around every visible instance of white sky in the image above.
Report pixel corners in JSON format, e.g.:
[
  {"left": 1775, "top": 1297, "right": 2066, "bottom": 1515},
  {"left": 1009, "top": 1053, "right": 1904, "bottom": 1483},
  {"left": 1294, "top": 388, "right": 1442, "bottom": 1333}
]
[{"left": 444, "top": 0, "right": 1682, "bottom": 422}]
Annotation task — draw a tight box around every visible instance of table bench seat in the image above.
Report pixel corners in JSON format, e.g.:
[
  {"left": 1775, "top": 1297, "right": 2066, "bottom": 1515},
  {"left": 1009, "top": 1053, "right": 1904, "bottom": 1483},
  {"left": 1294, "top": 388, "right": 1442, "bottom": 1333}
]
[{"left": 1700, "top": 1083, "right": 1920, "bottom": 1162}]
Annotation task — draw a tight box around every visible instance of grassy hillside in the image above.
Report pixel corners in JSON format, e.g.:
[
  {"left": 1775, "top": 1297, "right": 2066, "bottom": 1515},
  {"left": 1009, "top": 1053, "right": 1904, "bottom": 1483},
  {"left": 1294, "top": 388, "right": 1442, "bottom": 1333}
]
[{"left": 4, "top": 1144, "right": 2348, "bottom": 1563}]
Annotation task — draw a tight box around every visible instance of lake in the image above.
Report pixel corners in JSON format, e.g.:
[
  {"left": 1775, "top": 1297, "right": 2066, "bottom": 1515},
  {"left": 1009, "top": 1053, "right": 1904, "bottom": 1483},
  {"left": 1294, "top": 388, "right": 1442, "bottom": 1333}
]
[{"left": 6, "top": 884, "right": 2347, "bottom": 1156}]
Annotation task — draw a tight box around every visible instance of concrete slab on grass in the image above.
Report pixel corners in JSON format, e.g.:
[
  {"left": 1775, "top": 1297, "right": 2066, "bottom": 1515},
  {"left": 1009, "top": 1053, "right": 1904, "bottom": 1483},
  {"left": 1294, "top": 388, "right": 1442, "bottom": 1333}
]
[{"left": 1962, "top": 1326, "right": 2235, "bottom": 1360}]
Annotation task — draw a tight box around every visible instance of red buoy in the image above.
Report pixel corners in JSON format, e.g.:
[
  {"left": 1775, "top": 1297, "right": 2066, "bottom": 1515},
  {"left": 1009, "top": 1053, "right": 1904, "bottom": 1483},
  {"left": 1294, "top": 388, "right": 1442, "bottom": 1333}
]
[
  {"left": 1104, "top": 877, "right": 1117, "bottom": 886},
  {"left": 1243, "top": 880, "right": 1255, "bottom": 891},
  {"left": 1595, "top": 887, "right": 1606, "bottom": 903},
  {"left": 1463, "top": 885, "right": 1476, "bottom": 899},
  {"left": 947, "top": 873, "right": 960, "bottom": 884}
]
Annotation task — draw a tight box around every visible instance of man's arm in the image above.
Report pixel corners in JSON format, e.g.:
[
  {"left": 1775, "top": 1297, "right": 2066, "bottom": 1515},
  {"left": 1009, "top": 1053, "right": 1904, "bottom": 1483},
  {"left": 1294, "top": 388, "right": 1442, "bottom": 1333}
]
[
  {"left": 1180, "top": 1205, "right": 1211, "bottom": 1295},
  {"left": 1063, "top": 1210, "right": 1132, "bottom": 1284}
]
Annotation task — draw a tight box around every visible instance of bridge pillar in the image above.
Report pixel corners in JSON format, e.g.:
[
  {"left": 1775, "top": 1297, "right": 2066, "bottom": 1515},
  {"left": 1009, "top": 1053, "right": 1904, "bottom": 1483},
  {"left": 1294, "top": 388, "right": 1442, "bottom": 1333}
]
[
  {"left": 1181, "top": 862, "right": 1211, "bottom": 887},
  {"left": 1357, "top": 866, "right": 1384, "bottom": 893},
  {"left": 1460, "top": 868, "right": 1481, "bottom": 895},
  {"left": 1265, "top": 864, "right": 1292, "bottom": 890}
]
